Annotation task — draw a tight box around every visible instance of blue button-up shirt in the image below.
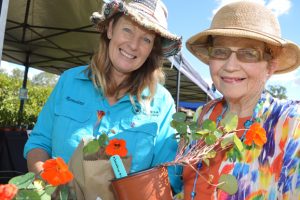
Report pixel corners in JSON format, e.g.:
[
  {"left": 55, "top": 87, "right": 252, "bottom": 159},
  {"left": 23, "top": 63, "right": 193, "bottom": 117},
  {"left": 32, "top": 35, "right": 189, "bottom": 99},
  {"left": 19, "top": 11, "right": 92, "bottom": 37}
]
[{"left": 24, "top": 66, "right": 182, "bottom": 192}]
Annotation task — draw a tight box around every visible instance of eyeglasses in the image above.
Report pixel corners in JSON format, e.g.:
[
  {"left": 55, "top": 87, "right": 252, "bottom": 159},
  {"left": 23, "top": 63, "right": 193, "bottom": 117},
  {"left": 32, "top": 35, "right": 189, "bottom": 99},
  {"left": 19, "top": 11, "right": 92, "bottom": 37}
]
[{"left": 208, "top": 47, "right": 272, "bottom": 63}]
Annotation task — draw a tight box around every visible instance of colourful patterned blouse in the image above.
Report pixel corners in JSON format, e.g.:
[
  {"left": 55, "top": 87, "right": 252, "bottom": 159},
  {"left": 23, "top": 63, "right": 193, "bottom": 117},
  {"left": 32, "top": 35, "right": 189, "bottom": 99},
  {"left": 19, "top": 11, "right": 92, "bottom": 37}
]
[{"left": 182, "top": 93, "right": 300, "bottom": 200}]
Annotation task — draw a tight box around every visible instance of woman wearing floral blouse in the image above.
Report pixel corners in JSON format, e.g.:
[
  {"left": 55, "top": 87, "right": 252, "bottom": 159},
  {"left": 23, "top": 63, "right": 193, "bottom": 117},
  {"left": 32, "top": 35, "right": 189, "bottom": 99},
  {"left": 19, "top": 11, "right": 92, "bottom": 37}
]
[{"left": 182, "top": 2, "right": 300, "bottom": 199}]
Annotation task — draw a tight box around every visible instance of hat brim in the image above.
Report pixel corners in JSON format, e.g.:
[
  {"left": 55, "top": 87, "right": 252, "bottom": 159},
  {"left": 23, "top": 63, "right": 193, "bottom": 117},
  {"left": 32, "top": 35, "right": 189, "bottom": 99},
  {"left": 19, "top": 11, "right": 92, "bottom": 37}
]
[
  {"left": 91, "top": 2, "right": 181, "bottom": 57},
  {"left": 186, "top": 28, "right": 300, "bottom": 74}
]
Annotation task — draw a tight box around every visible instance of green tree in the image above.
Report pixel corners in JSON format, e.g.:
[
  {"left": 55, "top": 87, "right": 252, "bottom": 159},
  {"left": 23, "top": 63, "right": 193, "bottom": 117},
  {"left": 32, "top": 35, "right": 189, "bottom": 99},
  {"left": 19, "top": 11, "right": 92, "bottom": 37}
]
[
  {"left": 0, "top": 68, "right": 6, "bottom": 74},
  {"left": 11, "top": 68, "right": 24, "bottom": 80},
  {"left": 0, "top": 73, "right": 54, "bottom": 129},
  {"left": 267, "top": 85, "right": 287, "bottom": 100},
  {"left": 32, "top": 72, "right": 58, "bottom": 87}
]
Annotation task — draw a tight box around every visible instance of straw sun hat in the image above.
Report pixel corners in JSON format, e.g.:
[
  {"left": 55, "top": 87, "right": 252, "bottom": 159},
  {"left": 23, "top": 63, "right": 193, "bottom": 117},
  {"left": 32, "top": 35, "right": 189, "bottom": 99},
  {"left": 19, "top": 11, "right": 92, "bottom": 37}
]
[
  {"left": 91, "top": 0, "right": 182, "bottom": 57},
  {"left": 186, "top": 1, "right": 300, "bottom": 74}
]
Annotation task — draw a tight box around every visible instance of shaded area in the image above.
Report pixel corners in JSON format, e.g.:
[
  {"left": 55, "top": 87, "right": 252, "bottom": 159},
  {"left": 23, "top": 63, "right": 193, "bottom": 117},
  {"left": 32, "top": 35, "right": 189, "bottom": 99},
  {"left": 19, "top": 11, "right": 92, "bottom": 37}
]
[{"left": 0, "top": 128, "right": 28, "bottom": 184}]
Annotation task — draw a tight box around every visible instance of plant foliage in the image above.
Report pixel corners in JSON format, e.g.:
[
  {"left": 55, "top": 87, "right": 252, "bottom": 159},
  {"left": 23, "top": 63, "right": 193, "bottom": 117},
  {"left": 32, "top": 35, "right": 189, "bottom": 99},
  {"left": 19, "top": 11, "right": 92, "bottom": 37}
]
[{"left": 0, "top": 72, "right": 54, "bottom": 129}]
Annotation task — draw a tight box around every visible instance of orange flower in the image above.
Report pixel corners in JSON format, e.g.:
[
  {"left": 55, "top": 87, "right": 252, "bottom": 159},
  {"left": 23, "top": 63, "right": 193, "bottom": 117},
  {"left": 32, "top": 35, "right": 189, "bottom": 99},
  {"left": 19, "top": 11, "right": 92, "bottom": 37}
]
[
  {"left": 105, "top": 138, "right": 128, "bottom": 157},
  {"left": 244, "top": 122, "right": 267, "bottom": 147},
  {"left": 0, "top": 184, "right": 18, "bottom": 200},
  {"left": 40, "top": 157, "right": 73, "bottom": 186}
]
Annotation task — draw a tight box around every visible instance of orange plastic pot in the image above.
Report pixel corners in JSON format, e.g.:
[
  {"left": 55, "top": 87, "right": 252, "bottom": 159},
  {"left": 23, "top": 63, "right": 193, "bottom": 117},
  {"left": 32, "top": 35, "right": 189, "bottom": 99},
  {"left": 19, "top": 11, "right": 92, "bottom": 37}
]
[{"left": 111, "top": 166, "right": 172, "bottom": 200}]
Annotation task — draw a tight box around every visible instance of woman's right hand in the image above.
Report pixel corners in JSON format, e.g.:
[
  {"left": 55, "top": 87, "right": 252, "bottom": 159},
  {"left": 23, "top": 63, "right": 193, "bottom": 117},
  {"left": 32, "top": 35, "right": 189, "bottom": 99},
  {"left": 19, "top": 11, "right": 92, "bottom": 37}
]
[{"left": 26, "top": 148, "right": 50, "bottom": 176}]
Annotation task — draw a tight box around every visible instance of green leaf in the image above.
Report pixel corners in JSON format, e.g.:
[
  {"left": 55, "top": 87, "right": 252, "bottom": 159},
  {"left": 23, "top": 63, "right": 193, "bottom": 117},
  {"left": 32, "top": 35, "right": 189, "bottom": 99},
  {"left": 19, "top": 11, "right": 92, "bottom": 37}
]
[
  {"left": 226, "top": 148, "right": 235, "bottom": 161},
  {"left": 220, "top": 112, "right": 238, "bottom": 132},
  {"left": 174, "top": 121, "right": 187, "bottom": 134},
  {"left": 15, "top": 190, "right": 41, "bottom": 200},
  {"left": 213, "top": 129, "right": 223, "bottom": 138},
  {"left": 195, "top": 129, "right": 210, "bottom": 135},
  {"left": 45, "top": 185, "right": 57, "bottom": 196},
  {"left": 170, "top": 120, "right": 178, "bottom": 129},
  {"left": 39, "top": 190, "right": 52, "bottom": 200},
  {"left": 191, "top": 133, "right": 202, "bottom": 140},
  {"left": 217, "top": 174, "right": 238, "bottom": 195},
  {"left": 226, "top": 146, "right": 242, "bottom": 162},
  {"left": 220, "top": 133, "right": 235, "bottom": 149},
  {"left": 205, "top": 150, "right": 216, "bottom": 159},
  {"left": 26, "top": 183, "right": 36, "bottom": 189},
  {"left": 98, "top": 133, "right": 109, "bottom": 147},
  {"left": 59, "top": 185, "right": 69, "bottom": 200},
  {"left": 205, "top": 134, "right": 217, "bottom": 145},
  {"left": 172, "top": 112, "right": 186, "bottom": 122},
  {"left": 38, "top": 190, "right": 51, "bottom": 200},
  {"left": 202, "top": 119, "right": 216, "bottom": 131},
  {"left": 203, "top": 158, "right": 210, "bottom": 166},
  {"left": 37, "top": 186, "right": 56, "bottom": 200},
  {"left": 233, "top": 134, "right": 244, "bottom": 152},
  {"left": 83, "top": 139, "right": 100, "bottom": 155},
  {"left": 188, "top": 122, "right": 198, "bottom": 133},
  {"left": 9, "top": 172, "right": 35, "bottom": 189}
]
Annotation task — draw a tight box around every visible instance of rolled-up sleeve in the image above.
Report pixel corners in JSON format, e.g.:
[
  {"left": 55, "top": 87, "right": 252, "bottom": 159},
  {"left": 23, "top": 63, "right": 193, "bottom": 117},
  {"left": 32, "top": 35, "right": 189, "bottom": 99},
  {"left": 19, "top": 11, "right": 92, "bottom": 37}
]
[{"left": 23, "top": 73, "right": 65, "bottom": 159}]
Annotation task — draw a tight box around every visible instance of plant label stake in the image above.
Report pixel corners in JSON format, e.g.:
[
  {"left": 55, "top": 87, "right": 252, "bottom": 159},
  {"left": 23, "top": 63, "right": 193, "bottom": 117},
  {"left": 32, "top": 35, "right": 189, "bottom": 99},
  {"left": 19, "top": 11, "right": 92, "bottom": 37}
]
[{"left": 110, "top": 155, "right": 127, "bottom": 178}]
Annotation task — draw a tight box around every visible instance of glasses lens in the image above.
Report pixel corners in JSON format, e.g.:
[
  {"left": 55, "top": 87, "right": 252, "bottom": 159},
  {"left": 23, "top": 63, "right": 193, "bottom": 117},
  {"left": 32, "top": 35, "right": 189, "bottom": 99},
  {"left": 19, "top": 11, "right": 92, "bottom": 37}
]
[
  {"left": 237, "top": 48, "right": 260, "bottom": 62},
  {"left": 209, "top": 47, "right": 262, "bottom": 63},
  {"left": 209, "top": 47, "right": 231, "bottom": 59}
]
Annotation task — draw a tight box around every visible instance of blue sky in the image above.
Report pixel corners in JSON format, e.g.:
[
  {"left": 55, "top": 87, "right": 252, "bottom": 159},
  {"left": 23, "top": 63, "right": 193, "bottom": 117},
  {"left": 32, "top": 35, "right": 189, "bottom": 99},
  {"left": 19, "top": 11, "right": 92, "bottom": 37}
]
[
  {"left": 163, "top": 0, "right": 300, "bottom": 100},
  {"left": 1, "top": 0, "right": 300, "bottom": 100}
]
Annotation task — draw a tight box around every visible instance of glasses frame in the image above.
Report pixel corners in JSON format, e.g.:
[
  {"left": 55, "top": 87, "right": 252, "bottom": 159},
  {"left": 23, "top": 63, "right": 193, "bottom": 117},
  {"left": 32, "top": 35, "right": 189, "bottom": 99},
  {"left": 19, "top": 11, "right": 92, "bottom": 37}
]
[{"left": 208, "top": 46, "right": 272, "bottom": 63}]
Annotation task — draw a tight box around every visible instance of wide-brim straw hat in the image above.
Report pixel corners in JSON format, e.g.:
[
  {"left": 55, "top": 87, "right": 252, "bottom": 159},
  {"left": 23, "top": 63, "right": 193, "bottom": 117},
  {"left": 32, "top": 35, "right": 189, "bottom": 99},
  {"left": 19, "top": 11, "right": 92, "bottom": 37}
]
[
  {"left": 186, "top": 1, "right": 300, "bottom": 74},
  {"left": 91, "top": 0, "right": 182, "bottom": 57}
]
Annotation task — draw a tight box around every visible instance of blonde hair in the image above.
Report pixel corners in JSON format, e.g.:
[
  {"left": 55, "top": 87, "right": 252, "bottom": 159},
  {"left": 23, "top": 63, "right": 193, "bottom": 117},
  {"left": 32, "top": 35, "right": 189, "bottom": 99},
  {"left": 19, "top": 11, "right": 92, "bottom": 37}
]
[{"left": 87, "top": 15, "right": 165, "bottom": 104}]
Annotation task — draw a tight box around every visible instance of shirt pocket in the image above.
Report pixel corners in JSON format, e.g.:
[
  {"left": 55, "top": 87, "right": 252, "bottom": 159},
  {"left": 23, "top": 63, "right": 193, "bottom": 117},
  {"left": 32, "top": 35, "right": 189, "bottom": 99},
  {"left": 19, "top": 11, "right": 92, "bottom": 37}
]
[
  {"left": 54, "top": 103, "right": 92, "bottom": 123},
  {"left": 118, "top": 117, "right": 158, "bottom": 172},
  {"left": 52, "top": 103, "right": 93, "bottom": 159}
]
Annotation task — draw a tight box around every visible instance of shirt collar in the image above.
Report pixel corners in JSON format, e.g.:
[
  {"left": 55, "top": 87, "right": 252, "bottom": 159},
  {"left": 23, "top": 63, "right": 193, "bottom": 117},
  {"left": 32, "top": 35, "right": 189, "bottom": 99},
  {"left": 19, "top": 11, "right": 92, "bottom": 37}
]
[{"left": 74, "top": 66, "right": 90, "bottom": 80}]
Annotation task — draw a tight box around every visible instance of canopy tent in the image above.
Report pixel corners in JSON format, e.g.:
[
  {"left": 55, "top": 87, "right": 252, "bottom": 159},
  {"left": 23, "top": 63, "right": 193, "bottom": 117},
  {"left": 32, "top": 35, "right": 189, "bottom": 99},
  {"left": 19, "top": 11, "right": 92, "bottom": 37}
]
[
  {"left": 2, "top": 0, "right": 216, "bottom": 122},
  {"left": 3, "top": 0, "right": 101, "bottom": 72}
]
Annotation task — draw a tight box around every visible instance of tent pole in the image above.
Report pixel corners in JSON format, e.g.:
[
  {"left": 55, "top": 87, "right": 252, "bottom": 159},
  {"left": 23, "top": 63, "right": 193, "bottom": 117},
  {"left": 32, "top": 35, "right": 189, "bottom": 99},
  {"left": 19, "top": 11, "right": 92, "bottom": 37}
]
[
  {"left": 17, "top": 0, "right": 32, "bottom": 127},
  {"left": 0, "top": 0, "right": 9, "bottom": 60},
  {"left": 17, "top": 53, "right": 30, "bottom": 127},
  {"left": 176, "top": 69, "right": 181, "bottom": 112}
]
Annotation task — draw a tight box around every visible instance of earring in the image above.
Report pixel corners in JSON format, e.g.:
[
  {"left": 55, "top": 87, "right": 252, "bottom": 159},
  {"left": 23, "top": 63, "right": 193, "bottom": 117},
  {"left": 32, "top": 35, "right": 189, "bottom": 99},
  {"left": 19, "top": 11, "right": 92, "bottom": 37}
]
[{"left": 211, "top": 83, "right": 216, "bottom": 92}]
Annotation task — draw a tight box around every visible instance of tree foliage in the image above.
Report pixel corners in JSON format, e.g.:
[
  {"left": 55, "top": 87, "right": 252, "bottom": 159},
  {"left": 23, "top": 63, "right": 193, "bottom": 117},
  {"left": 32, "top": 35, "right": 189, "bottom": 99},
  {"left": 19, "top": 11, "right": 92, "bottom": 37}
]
[
  {"left": 267, "top": 85, "right": 287, "bottom": 100},
  {"left": 0, "top": 73, "right": 54, "bottom": 129},
  {"left": 31, "top": 72, "right": 58, "bottom": 87},
  {"left": 11, "top": 68, "right": 24, "bottom": 80}
]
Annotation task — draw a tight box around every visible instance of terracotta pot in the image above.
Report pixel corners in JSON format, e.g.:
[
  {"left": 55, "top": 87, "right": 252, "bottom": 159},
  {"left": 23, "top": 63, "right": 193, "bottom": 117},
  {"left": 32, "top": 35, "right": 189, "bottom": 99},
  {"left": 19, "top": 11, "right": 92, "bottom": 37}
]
[{"left": 111, "top": 166, "right": 172, "bottom": 200}]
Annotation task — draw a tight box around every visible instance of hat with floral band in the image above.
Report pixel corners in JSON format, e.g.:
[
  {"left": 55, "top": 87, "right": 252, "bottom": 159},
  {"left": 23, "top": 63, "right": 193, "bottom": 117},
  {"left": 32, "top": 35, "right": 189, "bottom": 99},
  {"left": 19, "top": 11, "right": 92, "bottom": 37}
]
[
  {"left": 186, "top": 1, "right": 300, "bottom": 74},
  {"left": 91, "top": 0, "right": 182, "bottom": 57}
]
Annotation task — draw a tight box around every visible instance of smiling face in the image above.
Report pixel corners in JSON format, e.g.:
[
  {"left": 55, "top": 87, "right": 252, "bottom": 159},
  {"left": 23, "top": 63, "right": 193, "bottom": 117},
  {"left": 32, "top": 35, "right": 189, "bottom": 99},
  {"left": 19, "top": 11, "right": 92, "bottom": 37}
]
[
  {"left": 107, "top": 16, "right": 156, "bottom": 82},
  {"left": 209, "top": 36, "right": 277, "bottom": 102}
]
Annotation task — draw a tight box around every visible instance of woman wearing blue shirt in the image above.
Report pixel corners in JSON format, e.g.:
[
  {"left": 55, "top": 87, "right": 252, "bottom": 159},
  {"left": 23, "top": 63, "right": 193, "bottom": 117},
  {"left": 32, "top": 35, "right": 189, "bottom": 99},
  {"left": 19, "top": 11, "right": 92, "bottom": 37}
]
[{"left": 24, "top": 0, "right": 182, "bottom": 194}]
